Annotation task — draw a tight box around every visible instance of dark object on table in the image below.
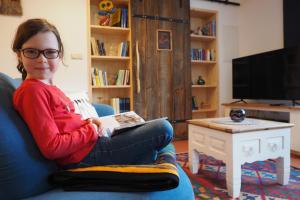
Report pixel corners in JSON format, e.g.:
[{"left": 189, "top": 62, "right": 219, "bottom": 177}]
[{"left": 230, "top": 109, "right": 246, "bottom": 122}]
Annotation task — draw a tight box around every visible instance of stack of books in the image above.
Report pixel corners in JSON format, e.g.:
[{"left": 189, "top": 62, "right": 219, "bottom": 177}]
[
  {"left": 90, "top": 37, "right": 106, "bottom": 56},
  {"left": 115, "top": 69, "right": 130, "bottom": 85},
  {"left": 110, "top": 97, "right": 130, "bottom": 113},
  {"left": 191, "top": 48, "right": 216, "bottom": 61}
]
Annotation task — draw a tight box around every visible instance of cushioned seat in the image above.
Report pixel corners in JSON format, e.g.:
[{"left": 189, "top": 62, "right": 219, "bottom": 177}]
[{"left": 0, "top": 72, "right": 194, "bottom": 200}]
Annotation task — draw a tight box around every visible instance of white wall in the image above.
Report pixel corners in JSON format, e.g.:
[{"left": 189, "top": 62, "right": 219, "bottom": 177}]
[
  {"left": 0, "top": 0, "right": 88, "bottom": 93},
  {"left": 238, "top": 0, "right": 283, "bottom": 56}
]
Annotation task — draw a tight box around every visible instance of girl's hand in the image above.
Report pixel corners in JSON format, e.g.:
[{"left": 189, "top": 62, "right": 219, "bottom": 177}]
[{"left": 88, "top": 117, "right": 104, "bottom": 136}]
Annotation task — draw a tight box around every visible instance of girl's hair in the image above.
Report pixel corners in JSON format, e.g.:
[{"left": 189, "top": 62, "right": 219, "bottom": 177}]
[{"left": 12, "top": 18, "right": 64, "bottom": 80}]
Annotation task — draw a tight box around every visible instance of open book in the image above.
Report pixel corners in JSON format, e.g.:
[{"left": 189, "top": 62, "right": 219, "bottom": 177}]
[{"left": 100, "top": 111, "right": 167, "bottom": 137}]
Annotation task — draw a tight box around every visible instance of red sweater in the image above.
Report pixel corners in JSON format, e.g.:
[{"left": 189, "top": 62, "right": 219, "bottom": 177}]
[{"left": 13, "top": 79, "right": 98, "bottom": 166}]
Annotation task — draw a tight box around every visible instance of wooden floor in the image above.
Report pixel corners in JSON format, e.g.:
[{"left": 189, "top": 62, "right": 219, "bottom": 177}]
[{"left": 173, "top": 140, "right": 300, "bottom": 168}]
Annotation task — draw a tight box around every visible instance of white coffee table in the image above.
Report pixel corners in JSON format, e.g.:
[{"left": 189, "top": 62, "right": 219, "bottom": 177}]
[{"left": 188, "top": 117, "right": 293, "bottom": 198}]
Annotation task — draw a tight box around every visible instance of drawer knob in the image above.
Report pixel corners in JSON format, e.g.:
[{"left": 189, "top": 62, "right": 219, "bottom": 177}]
[
  {"left": 243, "top": 146, "right": 254, "bottom": 156},
  {"left": 268, "top": 143, "right": 278, "bottom": 152}
]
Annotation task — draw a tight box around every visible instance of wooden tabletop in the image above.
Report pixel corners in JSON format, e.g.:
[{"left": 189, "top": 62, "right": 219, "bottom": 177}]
[{"left": 187, "top": 117, "right": 294, "bottom": 133}]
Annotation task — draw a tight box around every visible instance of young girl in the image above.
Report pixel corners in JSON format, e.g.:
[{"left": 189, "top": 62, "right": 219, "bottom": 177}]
[{"left": 12, "top": 18, "right": 173, "bottom": 168}]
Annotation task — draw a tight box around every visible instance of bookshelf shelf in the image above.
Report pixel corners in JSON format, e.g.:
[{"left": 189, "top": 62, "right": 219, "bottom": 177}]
[
  {"left": 91, "top": 55, "right": 130, "bottom": 61},
  {"left": 190, "top": 34, "right": 216, "bottom": 41},
  {"left": 191, "top": 60, "right": 217, "bottom": 64},
  {"left": 192, "top": 85, "right": 217, "bottom": 88},
  {"left": 190, "top": 8, "right": 219, "bottom": 118},
  {"left": 88, "top": 0, "right": 132, "bottom": 114},
  {"left": 91, "top": 25, "right": 130, "bottom": 35},
  {"left": 92, "top": 85, "right": 131, "bottom": 89}
]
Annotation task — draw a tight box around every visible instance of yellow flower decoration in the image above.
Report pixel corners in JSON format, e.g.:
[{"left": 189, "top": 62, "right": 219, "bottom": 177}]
[{"left": 98, "top": 0, "right": 114, "bottom": 13}]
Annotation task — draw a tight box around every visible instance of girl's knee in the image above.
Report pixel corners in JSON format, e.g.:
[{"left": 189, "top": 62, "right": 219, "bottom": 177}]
[{"left": 158, "top": 119, "right": 173, "bottom": 141}]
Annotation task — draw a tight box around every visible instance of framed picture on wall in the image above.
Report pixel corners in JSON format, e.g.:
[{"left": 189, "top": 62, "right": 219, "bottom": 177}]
[
  {"left": 157, "top": 30, "right": 172, "bottom": 51},
  {"left": 0, "top": 0, "right": 23, "bottom": 16}
]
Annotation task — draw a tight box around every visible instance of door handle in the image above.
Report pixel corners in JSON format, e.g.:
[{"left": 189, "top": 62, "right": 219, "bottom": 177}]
[{"left": 136, "top": 40, "right": 141, "bottom": 94}]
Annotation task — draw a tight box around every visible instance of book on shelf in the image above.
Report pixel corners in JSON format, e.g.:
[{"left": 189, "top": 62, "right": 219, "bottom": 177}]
[
  {"left": 100, "top": 111, "right": 167, "bottom": 137},
  {"left": 192, "top": 96, "right": 198, "bottom": 110},
  {"left": 120, "top": 8, "right": 128, "bottom": 28},
  {"left": 91, "top": 68, "right": 108, "bottom": 86},
  {"left": 118, "top": 41, "right": 129, "bottom": 57},
  {"left": 96, "top": 40, "right": 106, "bottom": 56},
  {"left": 191, "top": 48, "right": 216, "bottom": 61},
  {"left": 110, "top": 8, "right": 121, "bottom": 27},
  {"left": 90, "top": 37, "right": 99, "bottom": 56},
  {"left": 200, "top": 17, "right": 216, "bottom": 36},
  {"left": 106, "top": 7, "right": 128, "bottom": 28},
  {"left": 123, "top": 69, "right": 129, "bottom": 85},
  {"left": 110, "top": 97, "right": 130, "bottom": 114},
  {"left": 115, "top": 69, "right": 130, "bottom": 85}
]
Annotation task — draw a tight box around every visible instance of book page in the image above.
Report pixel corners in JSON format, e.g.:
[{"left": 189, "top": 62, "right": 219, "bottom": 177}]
[{"left": 100, "top": 111, "right": 145, "bottom": 137}]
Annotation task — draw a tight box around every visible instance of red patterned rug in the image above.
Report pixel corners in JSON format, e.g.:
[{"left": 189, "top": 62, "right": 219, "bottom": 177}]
[{"left": 176, "top": 153, "right": 300, "bottom": 200}]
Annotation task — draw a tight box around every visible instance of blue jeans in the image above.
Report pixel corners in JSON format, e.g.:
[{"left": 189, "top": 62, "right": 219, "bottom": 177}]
[{"left": 66, "top": 119, "right": 173, "bottom": 168}]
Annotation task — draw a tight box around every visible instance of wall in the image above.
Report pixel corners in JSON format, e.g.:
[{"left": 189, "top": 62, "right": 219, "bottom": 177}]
[
  {"left": 238, "top": 0, "right": 283, "bottom": 56},
  {"left": 0, "top": 0, "right": 88, "bottom": 93}
]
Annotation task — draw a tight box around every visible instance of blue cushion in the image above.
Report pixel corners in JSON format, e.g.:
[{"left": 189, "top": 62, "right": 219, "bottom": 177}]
[
  {"left": 0, "top": 72, "right": 57, "bottom": 199},
  {"left": 92, "top": 103, "right": 115, "bottom": 116},
  {"left": 24, "top": 165, "right": 194, "bottom": 200}
]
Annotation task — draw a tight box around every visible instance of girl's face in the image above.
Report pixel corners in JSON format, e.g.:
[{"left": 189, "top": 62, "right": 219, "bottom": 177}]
[{"left": 18, "top": 31, "right": 61, "bottom": 84}]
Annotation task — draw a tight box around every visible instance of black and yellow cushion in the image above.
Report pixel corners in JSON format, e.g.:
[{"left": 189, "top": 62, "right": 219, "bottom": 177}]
[{"left": 49, "top": 144, "right": 179, "bottom": 192}]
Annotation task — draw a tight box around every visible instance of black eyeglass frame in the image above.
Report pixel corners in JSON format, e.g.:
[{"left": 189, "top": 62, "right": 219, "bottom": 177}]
[{"left": 20, "top": 48, "right": 60, "bottom": 59}]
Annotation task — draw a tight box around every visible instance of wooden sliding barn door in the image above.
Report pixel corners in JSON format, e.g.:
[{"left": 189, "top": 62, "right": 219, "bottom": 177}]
[{"left": 131, "top": 0, "right": 191, "bottom": 138}]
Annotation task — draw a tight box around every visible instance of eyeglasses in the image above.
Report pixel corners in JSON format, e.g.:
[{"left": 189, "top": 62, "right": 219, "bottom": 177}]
[{"left": 21, "top": 48, "right": 60, "bottom": 59}]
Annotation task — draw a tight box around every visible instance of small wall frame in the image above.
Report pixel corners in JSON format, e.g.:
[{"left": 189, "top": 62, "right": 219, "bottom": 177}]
[
  {"left": 0, "top": 0, "right": 23, "bottom": 16},
  {"left": 157, "top": 29, "right": 172, "bottom": 51}
]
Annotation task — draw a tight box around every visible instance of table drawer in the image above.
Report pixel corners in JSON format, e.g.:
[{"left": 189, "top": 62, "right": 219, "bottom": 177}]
[
  {"left": 265, "top": 136, "right": 283, "bottom": 154},
  {"left": 239, "top": 139, "right": 260, "bottom": 158}
]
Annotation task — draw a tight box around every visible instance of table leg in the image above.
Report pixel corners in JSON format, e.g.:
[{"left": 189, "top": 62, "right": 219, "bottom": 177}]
[
  {"left": 189, "top": 149, "right": 199, "bottom": 174},
  {"left": 276, "top": 156, "right": 290, "bottom": 185},
  {"left": 226, "top": 159, "right": 241, "bottom": 198}
]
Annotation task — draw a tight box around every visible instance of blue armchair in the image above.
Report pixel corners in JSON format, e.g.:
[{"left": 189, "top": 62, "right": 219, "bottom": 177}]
[{"left": 0, "top": 72, "right": 194, "bottom": 200}]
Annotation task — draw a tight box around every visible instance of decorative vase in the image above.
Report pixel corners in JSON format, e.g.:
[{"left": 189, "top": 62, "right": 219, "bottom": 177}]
[
  {"left": 230, "top": 109, "right": 246, "bottom": 122},
  {"left": 197, "top": 76, "right": 205, "bottom": 85}
]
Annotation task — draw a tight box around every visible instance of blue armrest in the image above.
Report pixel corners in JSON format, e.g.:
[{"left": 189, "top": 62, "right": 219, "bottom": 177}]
[{"left": 92, "top": 103, "right": 115, "bottom": 117}]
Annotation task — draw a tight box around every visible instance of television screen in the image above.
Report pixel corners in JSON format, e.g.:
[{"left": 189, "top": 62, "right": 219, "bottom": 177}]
[
  {"left": 232, "top": 47, "right": 300, "bottom": 100},
  {"left": 284, "top": 0, "right": 300, "bottom": 48}
]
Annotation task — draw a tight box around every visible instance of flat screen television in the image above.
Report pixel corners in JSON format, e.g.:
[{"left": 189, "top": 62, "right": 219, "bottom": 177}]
[{"left": 232, "top": 46, "right": 300, "bottom": 102}]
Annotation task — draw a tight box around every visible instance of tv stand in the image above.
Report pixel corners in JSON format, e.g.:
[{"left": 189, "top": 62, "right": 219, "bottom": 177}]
[
  {"left": 223, "top": 102, "right": 300, "bottom": 156},
  {"left": 229, "top": 99, "right": 247, "bottom": 104},
  {"left": 292, "top": 100, "right": 300, "bottom": 106}
]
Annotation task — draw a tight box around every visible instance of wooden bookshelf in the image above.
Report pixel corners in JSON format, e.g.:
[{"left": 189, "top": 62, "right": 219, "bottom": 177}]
[
  {"left": 190, "top": 8, "right": 219, "bottom": 118},
  {"left": 87, "top": 0, "right": 132, "bottom": 113}
]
